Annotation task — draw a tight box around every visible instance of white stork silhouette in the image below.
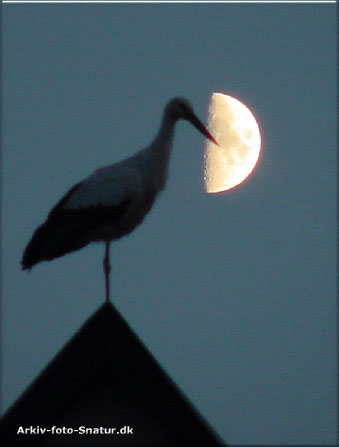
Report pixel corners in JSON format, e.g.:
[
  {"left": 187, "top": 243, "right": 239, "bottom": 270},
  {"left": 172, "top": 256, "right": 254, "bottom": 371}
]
[{"left": 22, "top": 97, "right": 217, "bottom": 301}]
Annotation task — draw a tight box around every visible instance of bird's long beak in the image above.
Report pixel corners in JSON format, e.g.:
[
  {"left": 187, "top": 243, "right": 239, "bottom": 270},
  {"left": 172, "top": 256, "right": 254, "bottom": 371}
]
[{"left": 188, "top": 112, "right": 218, "bottom": 146}]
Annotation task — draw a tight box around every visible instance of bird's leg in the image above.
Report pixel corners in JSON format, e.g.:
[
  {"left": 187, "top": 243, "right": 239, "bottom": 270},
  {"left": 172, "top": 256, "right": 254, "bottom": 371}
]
[{"left": 103, "top": 241, "right": 111, "bottom": 303}]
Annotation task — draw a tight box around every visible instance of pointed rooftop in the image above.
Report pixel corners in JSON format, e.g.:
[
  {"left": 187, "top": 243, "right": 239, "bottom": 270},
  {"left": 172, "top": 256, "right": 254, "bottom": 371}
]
[{"left": 1, "top": 302, "right": 225, "bottom": 445}]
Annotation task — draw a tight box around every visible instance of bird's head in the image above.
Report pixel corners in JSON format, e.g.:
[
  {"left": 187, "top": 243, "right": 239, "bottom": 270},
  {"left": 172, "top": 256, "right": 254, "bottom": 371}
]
[
  {"left": 166, "top": 97, "right": 195, "bottom": 120},
  {"left": 166, "top": 97, "right": 218, "bottom": 146}
]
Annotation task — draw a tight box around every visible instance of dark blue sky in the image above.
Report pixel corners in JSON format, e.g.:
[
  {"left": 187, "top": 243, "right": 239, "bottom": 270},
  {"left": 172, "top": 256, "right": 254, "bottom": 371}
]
[{"left": 3, "top": 3, "right": 337, "bottom": 445}]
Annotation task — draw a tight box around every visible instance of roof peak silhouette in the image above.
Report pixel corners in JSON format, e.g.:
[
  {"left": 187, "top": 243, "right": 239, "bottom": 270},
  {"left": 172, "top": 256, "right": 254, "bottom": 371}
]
[{"left": 1, "top": 302, "right": 225, "bottom": 445}]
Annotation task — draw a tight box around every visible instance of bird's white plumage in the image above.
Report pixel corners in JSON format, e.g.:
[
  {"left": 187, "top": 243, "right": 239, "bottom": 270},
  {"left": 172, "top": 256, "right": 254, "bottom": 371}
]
[{"left": 63, "top": 157, "right": 143, "bottom": 210}]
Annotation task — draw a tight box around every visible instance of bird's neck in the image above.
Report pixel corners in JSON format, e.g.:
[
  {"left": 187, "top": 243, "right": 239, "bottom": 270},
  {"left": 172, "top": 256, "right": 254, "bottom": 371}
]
[
  {"left": 153, "top": 111, "right": 177, "bottom": 153},
  {"left": 142, "top": 112, "right": 177, "bottom": 191}
]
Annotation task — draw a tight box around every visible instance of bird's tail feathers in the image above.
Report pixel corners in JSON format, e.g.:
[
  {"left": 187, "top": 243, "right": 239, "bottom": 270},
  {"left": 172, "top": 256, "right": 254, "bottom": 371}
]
[{"left": 21, "top": 217, "right": 90, "bottom": 270}]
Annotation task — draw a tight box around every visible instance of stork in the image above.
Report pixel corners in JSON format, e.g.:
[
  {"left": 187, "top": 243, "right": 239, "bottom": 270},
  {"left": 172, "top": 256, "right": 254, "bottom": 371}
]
[{"left": 21, "top": 97, "right": 217, "bottom": 302}]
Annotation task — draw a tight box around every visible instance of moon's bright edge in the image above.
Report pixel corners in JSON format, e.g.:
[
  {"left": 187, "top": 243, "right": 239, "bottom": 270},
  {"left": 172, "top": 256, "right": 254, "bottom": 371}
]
[{"left": 204, "top": 93, "right": 261, "bottom": 193}]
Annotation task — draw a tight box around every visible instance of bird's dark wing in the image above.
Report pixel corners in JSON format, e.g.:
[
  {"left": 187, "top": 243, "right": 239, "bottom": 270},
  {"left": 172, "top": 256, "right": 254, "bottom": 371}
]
[
  {"left": 21, "top": 162, "right": 144, "bottom": 270},
  {"left": 47, "top": 181, "right": 83, "bottom": 217},
  {"left": 21, "top": 198, "right": 131, "bottom": 270}
]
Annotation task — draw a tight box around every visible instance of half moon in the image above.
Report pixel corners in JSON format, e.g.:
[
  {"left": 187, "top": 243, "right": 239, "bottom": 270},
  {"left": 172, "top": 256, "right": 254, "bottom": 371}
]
[{"left": 204, "top": 93, "right": 261, "bottom": 193}]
